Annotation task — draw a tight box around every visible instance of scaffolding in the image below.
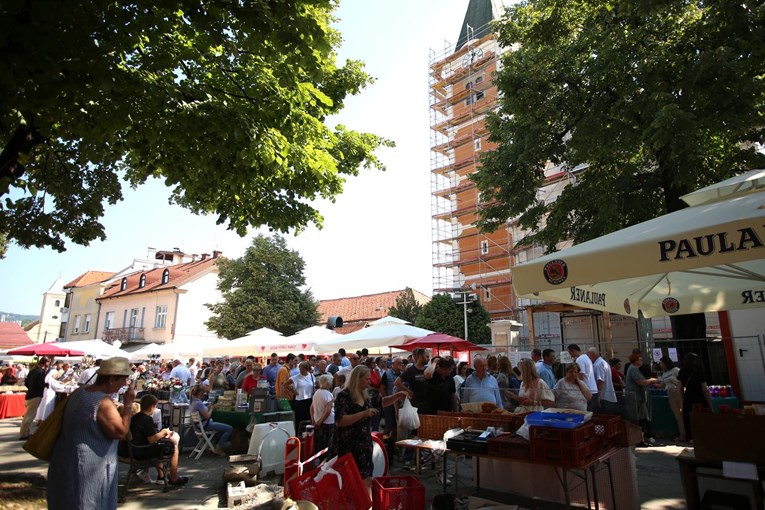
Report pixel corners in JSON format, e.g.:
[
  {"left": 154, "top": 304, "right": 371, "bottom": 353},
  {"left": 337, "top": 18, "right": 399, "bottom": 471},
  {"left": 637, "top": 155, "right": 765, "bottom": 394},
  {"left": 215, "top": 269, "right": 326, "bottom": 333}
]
[{"left": 429, "top": 23, "right": 515, "bottom": 319}]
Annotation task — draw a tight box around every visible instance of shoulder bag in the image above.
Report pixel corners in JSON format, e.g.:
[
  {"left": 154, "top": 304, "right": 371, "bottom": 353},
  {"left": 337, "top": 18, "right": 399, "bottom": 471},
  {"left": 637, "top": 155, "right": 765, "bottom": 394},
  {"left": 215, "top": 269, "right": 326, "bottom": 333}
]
[{"left": 23, "top": 388, "right": 81, "bottom": 461}]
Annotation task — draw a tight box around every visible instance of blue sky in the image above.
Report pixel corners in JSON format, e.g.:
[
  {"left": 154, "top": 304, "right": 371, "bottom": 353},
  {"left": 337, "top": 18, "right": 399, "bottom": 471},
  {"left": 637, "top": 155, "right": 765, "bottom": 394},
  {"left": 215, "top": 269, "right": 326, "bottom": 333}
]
[{"left": 0, "top": 1, "right": 484, "bottom": 315}]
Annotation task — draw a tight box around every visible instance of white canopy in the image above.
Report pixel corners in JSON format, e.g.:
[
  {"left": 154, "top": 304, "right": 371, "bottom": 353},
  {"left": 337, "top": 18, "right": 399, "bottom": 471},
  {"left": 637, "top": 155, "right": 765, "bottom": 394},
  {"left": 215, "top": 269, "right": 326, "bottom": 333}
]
[
  {"left": 318, "top": 323, "right": 434, "bottom": 354},
  {"left": 55, "top": 340, "right": 131, "bottom": 359},
  {"left": 202, "top": 327, "right": 285, "bottom": 357},
  {"left": 512, "top": 187, "right": 765, "bottom": 318},
  {"left": 680, "top": 168, "right": 765, "bottom": 207}
]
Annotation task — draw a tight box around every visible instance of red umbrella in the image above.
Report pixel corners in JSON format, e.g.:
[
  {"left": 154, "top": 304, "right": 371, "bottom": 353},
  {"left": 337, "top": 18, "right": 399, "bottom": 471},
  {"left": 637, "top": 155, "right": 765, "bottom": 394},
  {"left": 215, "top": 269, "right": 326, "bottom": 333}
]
[
  {"left": 390, "top": 333, "right": 488, "bottom": 353},
  {"left": 6, "top": 343, "right": 85, "bottom": 357}
]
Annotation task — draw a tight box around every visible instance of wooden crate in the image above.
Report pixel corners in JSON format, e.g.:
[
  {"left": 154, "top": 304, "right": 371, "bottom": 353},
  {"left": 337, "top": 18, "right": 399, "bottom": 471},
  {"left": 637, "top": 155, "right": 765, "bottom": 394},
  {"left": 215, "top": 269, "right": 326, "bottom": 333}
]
[
  {"left": 417, "top": 414, "right": 460, "bottom": 440},
  {"left": 487, "top": 434, "right": 530, "bottom": 460}
]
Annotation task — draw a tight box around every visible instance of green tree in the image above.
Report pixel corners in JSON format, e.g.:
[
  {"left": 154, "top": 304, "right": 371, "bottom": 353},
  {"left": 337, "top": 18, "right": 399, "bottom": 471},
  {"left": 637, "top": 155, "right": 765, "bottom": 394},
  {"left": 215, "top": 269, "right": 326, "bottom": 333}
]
[
  {"left": 0, "top": 233, "right": 7, "bottom": 259},
  {"left": 415, "top": 293, "right": 491, "bottom": 344},
  {"left": 388, "top": 287, "right": 422, "bottom": 324},
  {"left": 1, "top": 1, "right": 392, "bottom": 252},
  {"left": 474, "top": 0, "right": 765, "bottom": 251},
  {"left": 206, "top": 234, "right": 319, "bottom": 339}
]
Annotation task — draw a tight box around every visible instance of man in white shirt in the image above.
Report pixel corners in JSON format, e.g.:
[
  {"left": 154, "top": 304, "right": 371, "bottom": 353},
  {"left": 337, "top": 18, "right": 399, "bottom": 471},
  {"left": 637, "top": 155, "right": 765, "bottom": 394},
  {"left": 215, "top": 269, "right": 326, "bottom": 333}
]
[
  {"left": 78, "top": 359, "right": 101, "bottom": 387},
  {"left": 187, "top": 357, "right": 198, "bottom": 383},
  {"left": 567, "top": 344, "right": 598, "bottom": 412},
  {"left": 588, "top": 347, "right": 618, "bottom": 413},
  {"left": 169, "top": 358, "right": 193, "bottom": 386}
]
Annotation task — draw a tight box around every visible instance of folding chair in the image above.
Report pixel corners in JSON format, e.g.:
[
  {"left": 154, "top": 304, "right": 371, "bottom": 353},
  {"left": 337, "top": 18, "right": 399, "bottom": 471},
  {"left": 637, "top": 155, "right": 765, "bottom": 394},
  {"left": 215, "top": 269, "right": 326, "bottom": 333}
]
[{"left": 189, "top": 411, "right": 218, "bottom": 459}]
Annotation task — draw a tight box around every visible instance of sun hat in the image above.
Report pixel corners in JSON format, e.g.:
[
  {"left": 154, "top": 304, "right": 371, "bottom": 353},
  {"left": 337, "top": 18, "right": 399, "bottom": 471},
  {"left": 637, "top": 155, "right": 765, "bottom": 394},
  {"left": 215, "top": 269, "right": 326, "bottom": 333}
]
[{"left": 99, "top": 357, "right": 133, "bottom": 376}]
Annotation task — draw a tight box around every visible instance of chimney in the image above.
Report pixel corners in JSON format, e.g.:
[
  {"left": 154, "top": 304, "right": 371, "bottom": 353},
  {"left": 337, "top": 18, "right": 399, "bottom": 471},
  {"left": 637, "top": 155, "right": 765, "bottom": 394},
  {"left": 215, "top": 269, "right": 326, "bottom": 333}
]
[
  {"left": 191, "top": 254, "right": 199, "bottom": 262},
  {"left": 201, "top": 253, "right": 210, "bottom": 260},
  {"left": 213, "top": 250, "right": 222, "bottom": 258}
]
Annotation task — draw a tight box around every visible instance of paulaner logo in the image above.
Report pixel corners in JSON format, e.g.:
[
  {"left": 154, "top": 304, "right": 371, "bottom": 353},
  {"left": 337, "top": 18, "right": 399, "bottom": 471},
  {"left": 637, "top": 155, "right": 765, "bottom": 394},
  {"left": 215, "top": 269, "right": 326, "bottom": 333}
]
[
  {"left": 543, "top": 260, "right": 568, "bottom": 285},
  {"left": 658, "top": 226, "right": 764, "bottom": 262}
]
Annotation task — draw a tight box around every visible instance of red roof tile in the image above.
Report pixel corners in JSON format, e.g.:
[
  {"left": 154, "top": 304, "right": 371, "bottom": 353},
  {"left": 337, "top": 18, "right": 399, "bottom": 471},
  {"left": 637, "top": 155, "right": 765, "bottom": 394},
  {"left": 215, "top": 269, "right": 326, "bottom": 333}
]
[
  {"left": 98, "top": 256, "right": 220, "bottom": 300},
  {"left": 317, "top": 289, "right": 430, "bottom": 326},
  {"left": 0, "top": 322, "right": 34, "bottom": 348},
  {"left": 64, "top": 270, "right": 117, "bottom": 289}
]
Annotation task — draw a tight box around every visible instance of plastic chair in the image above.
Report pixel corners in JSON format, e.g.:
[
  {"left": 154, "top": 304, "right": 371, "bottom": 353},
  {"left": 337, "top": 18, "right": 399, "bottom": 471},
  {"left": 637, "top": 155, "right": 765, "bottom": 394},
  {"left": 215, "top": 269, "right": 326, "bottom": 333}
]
[{"left": 189, "top": 411, "right": 218, "bottom": 459}]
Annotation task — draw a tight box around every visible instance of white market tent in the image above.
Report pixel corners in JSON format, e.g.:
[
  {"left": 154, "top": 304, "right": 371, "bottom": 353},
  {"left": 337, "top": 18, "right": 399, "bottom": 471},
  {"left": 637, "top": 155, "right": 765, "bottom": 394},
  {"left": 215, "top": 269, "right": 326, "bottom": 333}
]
[
  {"left": 511, "top": 174, "right": 765, "bottom": 318},
  {"left": 53, "top": 339, "right": 131, "bottom": 359},
  {"left": 199, "top": 328, "right": 285, "bottom": 357},
  {"left": 318, "top": 318, "right": 433, "bottom": 354}
]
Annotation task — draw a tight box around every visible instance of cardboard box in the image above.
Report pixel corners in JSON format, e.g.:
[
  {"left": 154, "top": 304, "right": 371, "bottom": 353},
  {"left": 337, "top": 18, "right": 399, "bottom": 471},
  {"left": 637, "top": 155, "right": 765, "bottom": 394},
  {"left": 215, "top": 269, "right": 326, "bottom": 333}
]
[{"left": 691, "top": 412, "right": 765, "bottom": 463}]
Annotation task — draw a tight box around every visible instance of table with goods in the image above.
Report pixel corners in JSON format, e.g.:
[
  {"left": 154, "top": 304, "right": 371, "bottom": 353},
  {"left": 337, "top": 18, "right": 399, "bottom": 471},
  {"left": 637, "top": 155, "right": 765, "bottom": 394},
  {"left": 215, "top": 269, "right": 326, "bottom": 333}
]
[
  {"left": 0, "top": 386, "right": 27, "bottom": 419},
  {"left": 398, "top": 409, "right": 642, "bottom": 509}
]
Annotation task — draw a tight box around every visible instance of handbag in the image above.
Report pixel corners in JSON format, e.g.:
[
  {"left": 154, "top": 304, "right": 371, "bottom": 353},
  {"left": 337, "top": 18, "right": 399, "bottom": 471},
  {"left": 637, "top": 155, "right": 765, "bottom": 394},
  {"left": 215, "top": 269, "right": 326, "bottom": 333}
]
[{"left": 23, "top": 389, "right": 79, "bottom": 461}]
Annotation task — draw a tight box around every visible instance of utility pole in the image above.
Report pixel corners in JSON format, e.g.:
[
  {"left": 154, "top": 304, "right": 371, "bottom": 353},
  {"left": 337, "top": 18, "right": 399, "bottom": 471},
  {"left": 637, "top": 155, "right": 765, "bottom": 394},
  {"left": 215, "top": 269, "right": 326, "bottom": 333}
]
[{"left": 453, "top": 290, "right": 475, "bottom": 341}]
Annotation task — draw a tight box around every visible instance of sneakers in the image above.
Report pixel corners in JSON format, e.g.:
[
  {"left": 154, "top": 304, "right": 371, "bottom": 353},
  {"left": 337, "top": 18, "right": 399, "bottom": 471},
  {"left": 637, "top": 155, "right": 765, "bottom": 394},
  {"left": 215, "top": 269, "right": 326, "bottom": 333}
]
[
  {"left": 168, "top": 476, "right": 189, "bottom": 486},
  {"left": 136, "top": 469, "right": 156, "bottom": 484}
]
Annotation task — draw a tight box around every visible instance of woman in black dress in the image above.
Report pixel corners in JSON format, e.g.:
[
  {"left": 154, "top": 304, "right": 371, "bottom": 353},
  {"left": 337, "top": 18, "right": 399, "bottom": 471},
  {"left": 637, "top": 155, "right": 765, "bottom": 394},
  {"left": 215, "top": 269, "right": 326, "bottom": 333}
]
[
  {"left": 678, "top": 352, "right": 714, "bottom": 442},
  {"left": 330, "top": 365, "right": 406, "bottom": 479}
]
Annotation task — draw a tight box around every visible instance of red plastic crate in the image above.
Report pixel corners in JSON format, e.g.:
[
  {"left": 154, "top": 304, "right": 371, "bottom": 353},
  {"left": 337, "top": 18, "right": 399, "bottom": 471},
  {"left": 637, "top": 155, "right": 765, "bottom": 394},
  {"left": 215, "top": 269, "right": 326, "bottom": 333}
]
[
  {"left": 529, "top": 436, "right": 602, "bottom": 468},
  {"left": 529, "top": 422, "right": 602, "bottom": 468},
  {"left": 372, "top": 476, "right": 425, "bottom": 510},
  {"left": 288, "top": 454, "right": 371, "bottom": 510},
  {"left": 487, "top": 434, "right": 531, "bottom": 460},
  {"left": 591, "top": 414, "right": 623, "bottom": 447}
]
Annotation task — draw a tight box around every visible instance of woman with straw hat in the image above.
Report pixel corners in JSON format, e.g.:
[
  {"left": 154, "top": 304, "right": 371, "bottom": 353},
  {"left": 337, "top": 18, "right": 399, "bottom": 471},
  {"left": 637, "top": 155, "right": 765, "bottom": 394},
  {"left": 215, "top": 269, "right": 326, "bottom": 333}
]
[{"left": 47, "top": 357, "right": 136, "bottom": 510}]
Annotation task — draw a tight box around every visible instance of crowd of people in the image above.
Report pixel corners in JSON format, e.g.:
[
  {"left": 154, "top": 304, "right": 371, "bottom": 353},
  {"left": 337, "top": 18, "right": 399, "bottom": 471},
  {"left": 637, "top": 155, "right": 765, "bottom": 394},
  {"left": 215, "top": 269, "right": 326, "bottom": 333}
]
[{"left": 13, "top": 343, "right": 714, "bottom": 507}]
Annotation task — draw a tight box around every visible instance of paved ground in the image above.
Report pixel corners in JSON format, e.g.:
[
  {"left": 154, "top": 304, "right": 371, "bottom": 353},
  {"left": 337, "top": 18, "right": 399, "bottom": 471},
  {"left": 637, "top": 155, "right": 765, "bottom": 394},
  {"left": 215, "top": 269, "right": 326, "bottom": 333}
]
[{"left": 0, "top": 416, "right": 686, "bottom": 509}]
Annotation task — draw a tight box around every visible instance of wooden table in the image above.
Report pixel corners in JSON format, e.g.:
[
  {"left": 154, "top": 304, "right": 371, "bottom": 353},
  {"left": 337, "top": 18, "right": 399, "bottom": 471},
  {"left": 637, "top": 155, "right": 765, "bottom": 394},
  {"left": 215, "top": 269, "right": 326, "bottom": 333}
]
[{"left": 0, "top": 393, "right": 26, "bottom": 419}]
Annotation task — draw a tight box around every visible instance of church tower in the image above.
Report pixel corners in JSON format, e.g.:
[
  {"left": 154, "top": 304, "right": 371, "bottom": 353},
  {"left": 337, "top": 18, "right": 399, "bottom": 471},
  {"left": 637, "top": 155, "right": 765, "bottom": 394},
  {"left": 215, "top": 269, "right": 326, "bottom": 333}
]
[{"left": 429, "top": 0, "right": 513, "bottom": 323}]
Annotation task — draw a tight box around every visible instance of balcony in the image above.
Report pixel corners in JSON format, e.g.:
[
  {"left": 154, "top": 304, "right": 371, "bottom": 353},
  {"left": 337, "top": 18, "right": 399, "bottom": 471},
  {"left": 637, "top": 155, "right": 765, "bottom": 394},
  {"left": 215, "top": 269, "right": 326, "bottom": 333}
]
[{"left": 102, "top": 327, "right": 145, "bottom": 343}]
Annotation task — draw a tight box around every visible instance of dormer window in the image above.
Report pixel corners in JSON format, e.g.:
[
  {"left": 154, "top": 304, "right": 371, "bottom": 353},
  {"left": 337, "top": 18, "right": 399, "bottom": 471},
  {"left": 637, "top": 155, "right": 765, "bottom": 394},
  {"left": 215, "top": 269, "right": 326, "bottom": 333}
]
[
  {"left": 120, "top": 277, "right": 127, "bottom": 291},
  {"left": 161, "top": 269, "right": 170, "bottom": 284},
  {"left": 139, "top": 274, "right": 146, "bottom": 288}
]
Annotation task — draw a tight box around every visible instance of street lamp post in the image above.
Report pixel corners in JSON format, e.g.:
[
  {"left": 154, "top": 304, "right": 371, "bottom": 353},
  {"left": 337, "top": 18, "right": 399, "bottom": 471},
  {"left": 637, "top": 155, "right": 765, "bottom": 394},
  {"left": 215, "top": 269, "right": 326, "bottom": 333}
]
[{"left": 453, "top": 290, "right": 476, "bottom": 341}]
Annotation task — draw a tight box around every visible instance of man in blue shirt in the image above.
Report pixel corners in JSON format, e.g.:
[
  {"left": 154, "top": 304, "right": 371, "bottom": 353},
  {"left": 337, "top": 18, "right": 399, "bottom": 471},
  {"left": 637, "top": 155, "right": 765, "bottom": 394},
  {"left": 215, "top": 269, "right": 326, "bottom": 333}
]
[
  {"left": 462, "top": 356, "right": 502, "bottom": 408},
  {"left": 263, "top": 353, "right": 281, "bottom": 396},
  {"left": 338, "top": 348, "right": 351, "bottom": 368},
  {"left": 537, "top": 349, "right": 557, "bottom": 390}
]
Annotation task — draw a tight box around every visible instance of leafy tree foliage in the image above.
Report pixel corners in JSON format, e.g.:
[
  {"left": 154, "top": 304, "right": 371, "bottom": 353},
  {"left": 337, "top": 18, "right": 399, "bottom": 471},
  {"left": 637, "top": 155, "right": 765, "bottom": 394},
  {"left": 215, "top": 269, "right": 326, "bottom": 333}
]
[
  {"left": 206, "top": 234, "right": 319, "bottom": 339},
  {"left": 0, "top": 233, "right": 7, "bottom": 259},
  {"left": 388, "top": 287, "right": 423, "bottom": 324},
  {"left": 474, "top": 0, "right": 765, "bottom": 252},
  {"left": 1, "top": 1, "right": 391, "bottom": 252},
  {"left": 415, "top": 293, "right": 491, "bottom": 344}
]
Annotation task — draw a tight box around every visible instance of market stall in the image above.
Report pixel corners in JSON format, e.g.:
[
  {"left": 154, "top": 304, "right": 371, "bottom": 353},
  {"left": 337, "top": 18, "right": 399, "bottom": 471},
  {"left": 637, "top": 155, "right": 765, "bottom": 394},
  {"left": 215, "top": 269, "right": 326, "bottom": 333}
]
[{"left": 0, "top": 392, "right": 26, "bottom": 419}]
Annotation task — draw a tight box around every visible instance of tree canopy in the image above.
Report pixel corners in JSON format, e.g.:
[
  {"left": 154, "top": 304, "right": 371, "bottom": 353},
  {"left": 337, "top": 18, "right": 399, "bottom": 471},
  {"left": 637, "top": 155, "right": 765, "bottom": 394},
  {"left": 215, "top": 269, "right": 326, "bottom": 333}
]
[
  {"left": 0, "top": 0, "right": 391, "bottom": 252},
  {"left": 388, "top": 287, "right": 423, "bottom": 324},
  {"left": 415, "top": 293, "right": 491, "bottom": 344},
  {"left": 205, "top": 234, "right": 319, "bottom": 339},
  {"left": 473, "top": 0, "right": 765, "bottom": 252}
]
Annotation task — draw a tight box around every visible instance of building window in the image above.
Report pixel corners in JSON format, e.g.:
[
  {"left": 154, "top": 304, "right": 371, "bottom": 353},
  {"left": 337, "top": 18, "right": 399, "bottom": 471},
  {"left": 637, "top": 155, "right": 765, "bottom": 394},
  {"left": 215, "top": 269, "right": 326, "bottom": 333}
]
[
  {"left": 484, "top": 288, "right": 491, "bottom": 302},
  {"left": 155, "top": 305, "right": 168, "bottom": 328},
  {"left": 73, "top": 315, "right": 81, "bottom": 334},
  {"left": 162, "top": 269, "right": 170, "bottom": 284},
  {"left": 480, "top": 240, "right": 489, "bottom": 255},
  {"left": 475, "top": 90, "right": 484, "bottom": 102},
  {"left": 139, "top": 274, "right": 146, "bottom": 288},
  {"left": 122, "top": 309, "right": 128, "bottom": 327},
  {"left": 120, "top": 277, "right": 127, "bottom": 291},
  {"left": 474, "top": 137, "right": 481, "bottom": 151},
  {"left": 84, "top": 314, "right": 91, "bottom": 333},
  {"left": 104, "top": 311, "right": 114, "bottom": 330},
  {"left": 54, "top": 300, "right": 60, "bottom": 307}
]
